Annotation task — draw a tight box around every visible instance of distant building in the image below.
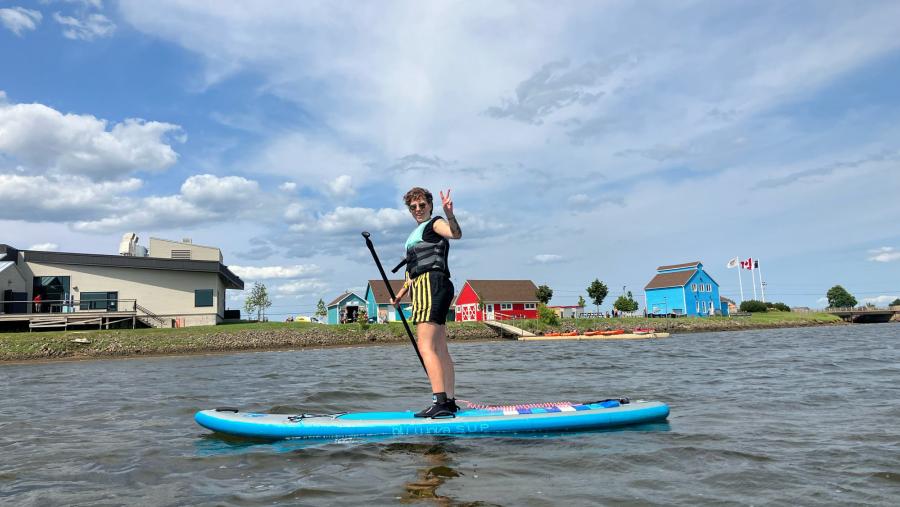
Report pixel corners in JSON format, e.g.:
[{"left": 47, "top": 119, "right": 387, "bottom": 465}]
[
  {"left": 364, "top": 280, "right": 412, "bottom": 323},
  {"left": 454, "top": 280, "right": 539, "bottom": 321},
  {"left": 326, "top": 291, "right": 366, "bottom": 324},
  {"left": 549, "top": 305, "right": 585, "bottom": 319},
  {"left": 644, "top": 261, "right": 721, "bottom": 317},
  {"left": 0, "top": 236, "right": 243, "bottom": 329},
  {"left": 720, "top": 296, "right": 736, "bottom": 316}
]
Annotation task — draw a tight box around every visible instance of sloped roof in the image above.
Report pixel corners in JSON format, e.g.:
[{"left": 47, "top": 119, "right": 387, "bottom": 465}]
[
  {"left": 367, "top": 280, "right": 412, "bottom": 304},
  {"left": 720, "top": 296, "right": 736, "bottom": 304},
  {"left": 327, "top": 291, "right": 364, "bottom": 307},
  {"left": 466, "top": 280, "right": 538, "bottom": 303},
  {"left": 22, "top": 248, "right": 243, "bottom": 289},
  {"left": 644, "top": 270, "right": 696, "bottom": 290},
  {"left": 657, "top": 261, "right": 701, "bottom": 271}
]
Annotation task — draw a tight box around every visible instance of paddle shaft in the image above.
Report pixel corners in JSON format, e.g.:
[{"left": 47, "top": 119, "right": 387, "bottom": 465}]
[{"left": 361, "top": 232, "right": 427, "bottom": 374}]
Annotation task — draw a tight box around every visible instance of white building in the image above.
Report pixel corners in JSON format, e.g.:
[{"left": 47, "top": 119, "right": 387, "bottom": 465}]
[{"left": 0, "top": 234, "right": 243, "bottom": 330}]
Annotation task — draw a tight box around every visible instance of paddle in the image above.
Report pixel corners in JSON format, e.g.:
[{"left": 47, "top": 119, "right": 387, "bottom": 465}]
[{"left": 361, "top": 231, "right": 427, "bottom": 374}]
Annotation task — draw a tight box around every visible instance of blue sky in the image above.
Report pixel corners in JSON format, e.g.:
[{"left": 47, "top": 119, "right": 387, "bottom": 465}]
[{"left": 1, "top": 0, "right": 898, "bottom": 318}]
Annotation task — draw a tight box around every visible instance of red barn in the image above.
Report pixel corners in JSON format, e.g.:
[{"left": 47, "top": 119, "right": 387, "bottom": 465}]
[{"left": 454, "top": 280, "right": 539, "bottom": 321}]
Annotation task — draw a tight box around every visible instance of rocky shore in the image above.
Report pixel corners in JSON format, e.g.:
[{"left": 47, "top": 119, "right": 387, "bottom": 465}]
[
  {"left": 0, "top": 323, "right": 499, "bottom": 362},
  {"left": 0, "top": 313, "right": 854, "bottom": 362}
]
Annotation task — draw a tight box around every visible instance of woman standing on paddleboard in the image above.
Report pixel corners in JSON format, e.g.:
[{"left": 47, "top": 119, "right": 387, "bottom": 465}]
[{"left": 391, "top": 187, "right": 462, "bottom": 417}]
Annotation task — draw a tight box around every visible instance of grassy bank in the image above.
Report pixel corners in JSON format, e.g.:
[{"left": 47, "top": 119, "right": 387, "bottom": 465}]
[
  {"left": 515, "top": 311, "right": 844, "bottom": 335},
  {"left": 0, "top": 321, "right": 497, "bottom": 362},
  {"left": 0, "top": 312, "right": 845, "bottom": 362}
]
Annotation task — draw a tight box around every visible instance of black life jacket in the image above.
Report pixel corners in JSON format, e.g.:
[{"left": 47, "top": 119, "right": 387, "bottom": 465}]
[{"left": 404, "top": 217, "right": 450, "bottom": 278}]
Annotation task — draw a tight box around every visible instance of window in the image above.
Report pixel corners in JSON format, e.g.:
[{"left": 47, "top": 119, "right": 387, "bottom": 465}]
[
  {"left": 80, "top": 291, "right": 118, "bottom": 311},
  {"left": 696, "top": 301, "right": 700, "bottom": 313},
  {"left": 525, "top": 303, "right": 536, "bottom": 310},
  {"left": 691, "top": 283, "right": 697, "bottom": 292},
  {"left": 195, "top": 289, "right": 214, "bottom": 307},
  {"left": 707, "top": 284, "right": 712, "bottom": 292},
  {"left": 501, "top": 303, "right": 513, "bottom": 310}
]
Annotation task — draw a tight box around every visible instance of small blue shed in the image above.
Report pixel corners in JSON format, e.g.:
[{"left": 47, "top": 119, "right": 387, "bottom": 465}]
[
  {"left": 326, "top": 291, "right": 367, "bottom": 324},
  {"left": 364, "top": 280, "right": 412, "bottom": 323},
  {"left": 644, "top": 261, "right": 721, "bottom": 317}
]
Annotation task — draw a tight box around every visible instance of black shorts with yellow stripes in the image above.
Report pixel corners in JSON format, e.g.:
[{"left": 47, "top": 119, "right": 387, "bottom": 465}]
[{"left": 409, "top": 271, "right": 454, "bottom": 325}]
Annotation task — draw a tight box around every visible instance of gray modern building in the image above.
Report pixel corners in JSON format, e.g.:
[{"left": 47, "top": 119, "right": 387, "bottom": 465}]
[{"left": 0, "top": 235, "right": 243, "bottom": 330}]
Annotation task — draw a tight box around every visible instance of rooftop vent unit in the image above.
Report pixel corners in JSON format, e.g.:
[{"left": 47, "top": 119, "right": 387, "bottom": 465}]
[
  {"left": 118, "top": 233, "right": 148, "bottom": 257},
  {"left": 182, "top": 238, "right": 192, "bottom": 244}
]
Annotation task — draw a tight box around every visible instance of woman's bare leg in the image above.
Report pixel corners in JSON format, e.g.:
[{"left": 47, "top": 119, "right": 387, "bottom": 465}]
[
  {"left": 416, "top": 322, "right": 445, "bottom": 394},
  {"left": 436, "top": 324, "right": 455, "bottom": 398}
]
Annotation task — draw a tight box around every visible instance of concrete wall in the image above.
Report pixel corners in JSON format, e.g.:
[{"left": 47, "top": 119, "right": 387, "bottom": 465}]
[
  {"left": 25, "top": 261, "right": 227, "bottom": 324},
  {"left": 148, "top": 238, "right": 222, "bottom": 262}
]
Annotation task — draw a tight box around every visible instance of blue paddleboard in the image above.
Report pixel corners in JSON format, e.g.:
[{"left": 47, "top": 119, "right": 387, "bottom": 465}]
[{"left": 195, "top": 399, "right": 669, "bottom": 440}]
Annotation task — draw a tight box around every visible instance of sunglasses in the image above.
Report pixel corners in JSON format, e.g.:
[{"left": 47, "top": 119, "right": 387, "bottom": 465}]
[{"left": 408, "top": 202, "right": 429, "bottom": 211}]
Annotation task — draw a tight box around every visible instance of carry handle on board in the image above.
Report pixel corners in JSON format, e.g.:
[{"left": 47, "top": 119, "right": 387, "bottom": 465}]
[{"left": 362, "top": 232, "right": 427, "bottom": 374}]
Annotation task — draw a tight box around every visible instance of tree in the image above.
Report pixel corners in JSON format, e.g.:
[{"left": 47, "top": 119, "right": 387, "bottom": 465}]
[
  {"left": 891, "top": 298, "right": 900, "bottom": 307},
  {"left": 244, "top": 281, "right": 272, "bottom": 321},
  {"left": 315, "top": 298, "right": 327, "bottom": 318},
  {"left": 740, "top": 300, "right": 768, "bottom": 313},
  {"left": 537, "top": 303, "right": 560, "bottom": 326},
  {"left": 577, "top": 295, "right": 586, "bottom": 308},
  {"left": 586, "top": 279, "right": 608, "bottom": 313},
  {"left": 535, "top": 284, "right": 553, "bottom": 304},
  {"left": 826, "top": 285, "right": 857, "bottom": 308},
  {"left": 613, "top": 291, "right": 639, "bottom": 313},
  {"left": 772, "top": 302, "right": 791, "bottom": 312}
]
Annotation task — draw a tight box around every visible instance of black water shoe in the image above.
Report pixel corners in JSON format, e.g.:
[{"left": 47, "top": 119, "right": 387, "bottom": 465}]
[
  {"left": 414, "top": 402, "right": 455, "bottom": 418},
  {"left": 449, "top": 398, "right": 460, "bottom": 413}
]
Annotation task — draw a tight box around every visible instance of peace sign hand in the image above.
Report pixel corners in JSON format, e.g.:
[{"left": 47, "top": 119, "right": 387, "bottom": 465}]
[{"left": 440, "top": 189, "right": 454, "bottom": 217}]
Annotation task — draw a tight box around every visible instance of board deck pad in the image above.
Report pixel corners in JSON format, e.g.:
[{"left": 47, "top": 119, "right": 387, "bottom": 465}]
[{"left": 195, "top": 399, "right": 670, "bottom": 440}]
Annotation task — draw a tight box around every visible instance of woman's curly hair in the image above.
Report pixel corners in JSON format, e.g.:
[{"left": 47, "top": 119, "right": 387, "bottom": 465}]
[{"left": 403, "top": 187, "right": 433, "bottom": 206}]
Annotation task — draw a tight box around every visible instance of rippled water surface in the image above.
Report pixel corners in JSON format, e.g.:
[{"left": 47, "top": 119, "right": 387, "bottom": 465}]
[{"left": 2, "top": 323, "right": 899, "bottom": 506}]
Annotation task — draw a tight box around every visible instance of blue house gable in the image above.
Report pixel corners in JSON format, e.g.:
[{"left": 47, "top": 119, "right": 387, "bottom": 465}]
[
  {"left": 644, "top": 261, "right": 721, "bottom": 317},
  {"left": 326, "top": 291, "right": 367, "bottom": 324},
  {"left": 364, "top": 280, "right": 412, "bottom": 323}
]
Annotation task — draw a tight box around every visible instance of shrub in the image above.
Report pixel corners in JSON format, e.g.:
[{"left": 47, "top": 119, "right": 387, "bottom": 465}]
[
  {"left": 772, "top": 302, "right": 791, "bottom": 312},
  {"left": 739, "top": 300, "right": 768, "bottom": 313},
  {"left": 537, "top": 303, "right": 560, "bottom": 326}
]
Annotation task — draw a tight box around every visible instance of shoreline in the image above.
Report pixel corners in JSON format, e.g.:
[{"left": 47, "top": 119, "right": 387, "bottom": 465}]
[{"left": 0, "top": 314, "right": 856, "bottom": 364}]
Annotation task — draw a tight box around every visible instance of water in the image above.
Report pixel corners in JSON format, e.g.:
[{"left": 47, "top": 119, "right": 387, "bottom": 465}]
[{"left": 1, "top": 323, "right": 899, "bottom": 506}]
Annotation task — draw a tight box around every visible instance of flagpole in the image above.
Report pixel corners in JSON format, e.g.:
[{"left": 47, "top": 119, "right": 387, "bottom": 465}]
[
  {"left": 737, "top": 255, "right": 744, "bottom": 303},
  {"left": 758, "top": 260, "right": 766, "bottom": 303},
  {"left": 750, "top": 258, "right": 758, "bottom": 300}
]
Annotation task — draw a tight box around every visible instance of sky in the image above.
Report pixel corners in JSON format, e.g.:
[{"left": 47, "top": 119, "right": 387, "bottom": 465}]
[{"left": 1, "top": 0, "right": 898, "bottom": 318}]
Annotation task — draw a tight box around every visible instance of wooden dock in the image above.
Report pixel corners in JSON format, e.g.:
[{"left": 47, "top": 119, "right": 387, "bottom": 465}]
[{"left": 518, "top": 332, "right": 670, "bottom": 341}]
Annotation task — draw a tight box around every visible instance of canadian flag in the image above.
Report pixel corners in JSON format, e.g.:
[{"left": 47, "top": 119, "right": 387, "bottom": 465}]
[{"left": 740, "top": 257, "right": 754, "bottom": 270}]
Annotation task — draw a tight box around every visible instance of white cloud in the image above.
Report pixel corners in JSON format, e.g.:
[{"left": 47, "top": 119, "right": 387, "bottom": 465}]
[
  {"left": 868, "top": 247, "right": 900, "bottom": 263},
  {"left": 279, "top": 181, "right": 297, "bottom": 192},
  {"left": 69, "top": 174, "right": 267, "bottom": 233},
  {"left": 0, "top": 7, "right": 42, "bottom": 36},
  {"left": 0, "top": 96, "right": 183, "bottom": 180},
  {"left": 274, "top": 279, "right": 329, "bottom": 295},
  {"left": 52, "top": 11, "right": 114, "bottom": 40},
  {"left": 861, "top": 295, "right": 899, "bottom": 306},
  {"left": 0, "top": 173, "right": 141, "bottom": 221},
  {"left": 532, "top": 254, "right": 563, "bottom": 264},
  {"left": 229, "top": 264, "right": 321, "bottom": 279},
  {"left": 28, "top": 242, "right": 59, "bottom": 251},
  {"left": 180, "top": 174, "right": 260, "bottom": 212},
  {"left": 327, "top": 174, "right": 355, "bottom": 198},
  {"left": 315, "top": 206, "right": 408, "bottom": 235}
]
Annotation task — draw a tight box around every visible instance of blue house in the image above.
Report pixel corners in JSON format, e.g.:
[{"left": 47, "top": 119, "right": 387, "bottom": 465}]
[
  {"left": 644, "top": 261, "right": 723, "bottom": 317},
  {"left": 326, "top": 291, "right": 367, "bottom": 324},
  {"left": 364, "top": 279, "right": 412, "bottom": 323}
]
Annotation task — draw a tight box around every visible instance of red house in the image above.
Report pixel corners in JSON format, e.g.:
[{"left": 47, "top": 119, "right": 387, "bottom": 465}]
[{"left": 454, "top": 280, "right": 539, "bottom": 321}]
